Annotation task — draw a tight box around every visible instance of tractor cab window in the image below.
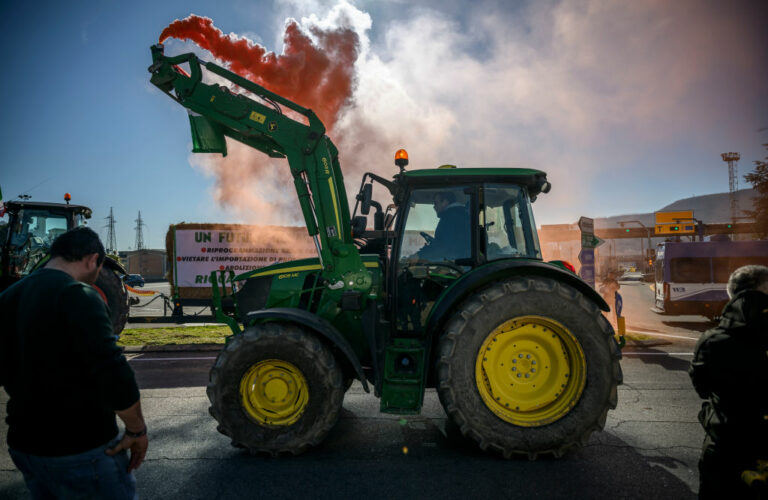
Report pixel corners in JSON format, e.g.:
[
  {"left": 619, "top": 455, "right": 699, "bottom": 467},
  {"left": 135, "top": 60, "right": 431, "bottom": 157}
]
[
  {"left": 399, "top": 187, "right": 471, "bottom": 265},
  {"left": 8, "top": 210, "right": 69, "bottom": 276},
  {"left": 482, "top": 184, "right": 541, "bottom": 261},
  {"left": 395, "top": 187, "right": 471, "bottom": 331}
]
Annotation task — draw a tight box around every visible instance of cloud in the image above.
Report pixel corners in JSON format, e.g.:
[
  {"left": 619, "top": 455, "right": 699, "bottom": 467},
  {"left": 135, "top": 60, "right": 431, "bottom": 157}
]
[
  {"left": 333, "top": 0, "right": 767, "bottom": 221},
  {"left": 167, "top": 0, "right": 768, "bottom": 227}
]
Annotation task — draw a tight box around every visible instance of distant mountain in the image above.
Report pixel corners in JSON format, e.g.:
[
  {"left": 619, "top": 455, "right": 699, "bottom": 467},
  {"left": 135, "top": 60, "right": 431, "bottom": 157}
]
[
  {"left": 658, "top": 188, "right": 756, "bottom": 223},
  {"left": 595, "top": 188, "right": 756, "bottom": 228}
]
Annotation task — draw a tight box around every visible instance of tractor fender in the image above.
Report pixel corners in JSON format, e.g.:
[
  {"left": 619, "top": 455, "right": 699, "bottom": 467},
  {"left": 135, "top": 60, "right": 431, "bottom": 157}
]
[
  {"left": 103, "top": 256, "right": 128, "bottom": 275},
  {"left": 426, "top": 259, "right": 609, "bottom": 336},
  {"left": 244, "top": 307, "right": 370, "bottom": 393}
]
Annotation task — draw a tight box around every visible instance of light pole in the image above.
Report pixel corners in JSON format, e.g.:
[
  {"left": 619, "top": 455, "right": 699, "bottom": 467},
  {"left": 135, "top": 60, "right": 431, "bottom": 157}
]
[
  {"left": 721, "top": 152, "right": 740, "bottom": 224},
  {"left": 618, "top": 220, "right": 652, "bottom": 273}
]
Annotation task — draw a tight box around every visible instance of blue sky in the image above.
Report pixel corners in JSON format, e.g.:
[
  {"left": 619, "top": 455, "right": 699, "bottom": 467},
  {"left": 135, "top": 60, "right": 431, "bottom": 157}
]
[{"left": 1, "top": 0, "right": 766, "bottom": 249}]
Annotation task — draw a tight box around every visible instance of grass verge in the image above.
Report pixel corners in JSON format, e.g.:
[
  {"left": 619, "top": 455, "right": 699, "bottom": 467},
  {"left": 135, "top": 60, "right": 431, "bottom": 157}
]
[{"left": 118, "top": 325, "right": 231, "bottom": 347}]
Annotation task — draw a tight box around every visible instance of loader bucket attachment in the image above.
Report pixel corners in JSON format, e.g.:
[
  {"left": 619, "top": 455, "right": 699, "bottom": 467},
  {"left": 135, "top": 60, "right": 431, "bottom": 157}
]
[{"left": 189, "top": 115, "right": 227, "bottom": 156}]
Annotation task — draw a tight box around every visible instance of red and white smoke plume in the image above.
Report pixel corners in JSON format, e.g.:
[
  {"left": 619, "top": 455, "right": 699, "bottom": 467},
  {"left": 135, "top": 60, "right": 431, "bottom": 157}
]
[
  {"left": 159, "top": 14, "right": 358, "bottom": 130},
  {"left": 159, "top": 11, "right": 366, "bottom": 229}
]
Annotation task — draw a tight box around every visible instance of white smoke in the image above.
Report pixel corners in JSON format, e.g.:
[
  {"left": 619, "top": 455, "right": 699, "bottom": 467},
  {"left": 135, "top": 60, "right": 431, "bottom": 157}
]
[{"left": 188, "top": 0, "right": 768, "bottom": 225}]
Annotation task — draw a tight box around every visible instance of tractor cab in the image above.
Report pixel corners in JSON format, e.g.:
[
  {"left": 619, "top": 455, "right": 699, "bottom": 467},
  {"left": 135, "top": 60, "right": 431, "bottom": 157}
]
[
  {"left": 0, "top": 199, "right": 92, "bottom": 290},
  {"left": 352, "top": 159, "right": 551, "bottom": 335}
]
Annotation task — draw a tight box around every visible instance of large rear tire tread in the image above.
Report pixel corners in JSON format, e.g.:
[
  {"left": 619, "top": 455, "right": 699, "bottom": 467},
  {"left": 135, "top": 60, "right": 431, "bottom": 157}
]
[
  {"left": 94, "top": 266, "right": 129, "bottom": 336},
  {"left": 207, "top": 322, "right": 344, "bottom": 456},
  {"left": 436, "top": 277, "right": 622, "bottom": 459}
]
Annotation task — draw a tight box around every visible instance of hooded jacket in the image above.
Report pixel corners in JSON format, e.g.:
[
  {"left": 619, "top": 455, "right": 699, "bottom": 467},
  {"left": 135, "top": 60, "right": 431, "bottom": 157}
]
[{"left": 689, "top": 290, "right": 768, "bottom": 451}]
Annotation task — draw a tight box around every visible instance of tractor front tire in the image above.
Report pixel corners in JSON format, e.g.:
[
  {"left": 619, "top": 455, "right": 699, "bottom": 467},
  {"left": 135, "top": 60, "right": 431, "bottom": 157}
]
[
  {"left": 436, "top": 276, "right": 622, "bottom": 459},
  {"left": 207, "top": 322, "right": 344, "bottom": 456},
  {"left": 94, "top": 267, "right": 129, "bottom": 337}
]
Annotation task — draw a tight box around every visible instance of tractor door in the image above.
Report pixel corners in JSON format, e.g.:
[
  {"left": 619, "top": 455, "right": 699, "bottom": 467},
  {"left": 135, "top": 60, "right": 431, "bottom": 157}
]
[
  {"left": 378, "top": 185, "right": 476, "bottom": 412},
  {"left": 392, "top": 185, "right": 475, "bottom": 333}
]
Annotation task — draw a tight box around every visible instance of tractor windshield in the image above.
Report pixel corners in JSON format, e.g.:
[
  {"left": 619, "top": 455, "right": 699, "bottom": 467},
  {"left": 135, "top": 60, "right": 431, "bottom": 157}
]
[
  {"left": 482, "top": 184, "right": 541, "bottom": 260},
  {"left": 8, "top": 209, "right": 69, "bottom": 276}
]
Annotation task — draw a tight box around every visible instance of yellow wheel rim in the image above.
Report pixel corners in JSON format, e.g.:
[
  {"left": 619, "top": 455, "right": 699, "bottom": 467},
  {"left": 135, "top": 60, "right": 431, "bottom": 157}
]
[
  {"left": 475, "top": 316, "right": 586, "bottom": 427},
  {"left": 239, "top": 359, "right": 309, "bottom": 427}
]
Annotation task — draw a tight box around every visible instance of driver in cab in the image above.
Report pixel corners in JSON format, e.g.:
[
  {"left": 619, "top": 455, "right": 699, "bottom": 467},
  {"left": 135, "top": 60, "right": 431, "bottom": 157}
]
[{"left": 415, "top": 191, "right": 470, "bottom": 263}]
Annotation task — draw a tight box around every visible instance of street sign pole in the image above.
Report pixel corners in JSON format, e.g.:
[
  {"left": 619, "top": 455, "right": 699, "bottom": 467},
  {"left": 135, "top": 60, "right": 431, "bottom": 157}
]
[{"left": 578, "top": 216, "right": 596, "bottom": 288}]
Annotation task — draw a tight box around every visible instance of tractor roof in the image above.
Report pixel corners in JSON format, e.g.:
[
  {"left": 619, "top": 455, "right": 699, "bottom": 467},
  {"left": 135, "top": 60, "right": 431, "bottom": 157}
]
[
  {"left": 2, "top": 200, "right": 92, "bottom": 218},
  {"left": 402, "top": 167, "right": 550, "bottom": 195}
]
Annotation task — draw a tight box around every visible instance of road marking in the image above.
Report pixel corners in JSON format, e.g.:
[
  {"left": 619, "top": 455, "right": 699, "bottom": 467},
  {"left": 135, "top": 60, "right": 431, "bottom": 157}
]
[
  {"left": 627, "top": 330, "right": 699, "bottom": 341},
  {"left": 623, "top": 352, "right": 693, "bottom": 356},
  {"left": 128, "top": 356, "right": 217, "bottom": 362}
]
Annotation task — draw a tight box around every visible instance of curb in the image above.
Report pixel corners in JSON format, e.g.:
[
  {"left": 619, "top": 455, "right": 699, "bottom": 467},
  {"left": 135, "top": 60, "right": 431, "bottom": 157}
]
[{"left": 122, "top": 344, "right": 223, "bottom": 353}]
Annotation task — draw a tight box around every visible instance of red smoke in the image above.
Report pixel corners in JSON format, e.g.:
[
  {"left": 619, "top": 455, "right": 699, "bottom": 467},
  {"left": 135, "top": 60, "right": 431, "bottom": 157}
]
[{"left": 159, "top": 15, "right": 359, "bottom": 130}]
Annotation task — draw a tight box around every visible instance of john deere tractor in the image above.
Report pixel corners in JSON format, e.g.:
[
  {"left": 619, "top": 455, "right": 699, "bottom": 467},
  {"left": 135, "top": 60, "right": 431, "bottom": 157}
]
[
  {"left": 149, "top": 44, "right": 622, "bottom": 458},
  {"left": 0, "top": 195, "right": 130, "bottom": 335}
]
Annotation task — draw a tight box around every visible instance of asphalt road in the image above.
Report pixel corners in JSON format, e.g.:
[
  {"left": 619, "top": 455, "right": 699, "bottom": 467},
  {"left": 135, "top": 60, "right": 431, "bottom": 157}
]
[
  {"left": 616, "top": 279, "right": 713, "bottom": 337},
  {"left": 0, "top": 282, "right": 709, "bottom": 499}
]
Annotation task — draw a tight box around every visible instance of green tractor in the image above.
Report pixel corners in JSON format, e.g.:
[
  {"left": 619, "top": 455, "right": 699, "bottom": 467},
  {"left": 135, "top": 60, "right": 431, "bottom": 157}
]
[
  {"left": 149, "top": 44, "right": 622, "bottom": 458},
  {"left": 0, "top": 194, "right": 130, "bottom": 335}
]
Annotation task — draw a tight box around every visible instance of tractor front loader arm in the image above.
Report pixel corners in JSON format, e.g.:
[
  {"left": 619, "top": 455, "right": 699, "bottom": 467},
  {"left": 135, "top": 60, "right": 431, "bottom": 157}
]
[{"left": 148, "top": 44, "right": 370, "bottom": 294}]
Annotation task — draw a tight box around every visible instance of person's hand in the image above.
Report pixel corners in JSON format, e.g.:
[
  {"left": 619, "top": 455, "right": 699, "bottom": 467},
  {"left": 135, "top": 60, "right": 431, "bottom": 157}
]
[{"left": 105, "top": 433, "right": 148, "bottom": 471}]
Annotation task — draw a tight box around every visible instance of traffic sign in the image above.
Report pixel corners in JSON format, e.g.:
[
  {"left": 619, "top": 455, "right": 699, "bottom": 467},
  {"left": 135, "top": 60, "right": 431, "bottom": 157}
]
[
  {"left": 615, "top": 292, "right": 623, "bottom": 317},
  {"left": 655, "top": 210, "right": 696, "bottom": 235},
  {"left": 578, "top": 249, "right": 594, "bottom": 265},
  {"left": 655, "top": 210, "right": 693, "bottom": 225},
  {"left": 578, "top": 216, "right": 594, "bottom": 234},
  {"left": 579, "top": 245, "right": 596, "bottom": 287},
  {"left": 579, "top": 265, "right": 595, "bottom": 286},
  {"left": 581, "top": 234, "right": 605, "bottom": 248},
  {"left": 655, "top": 223, "right": 696, "bottom": 235}
]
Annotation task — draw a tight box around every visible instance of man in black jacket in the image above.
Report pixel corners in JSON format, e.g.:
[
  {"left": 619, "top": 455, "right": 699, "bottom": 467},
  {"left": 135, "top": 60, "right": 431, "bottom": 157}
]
[
  {"left": 690, "top": 264, "right": 768, "bottom": 498},
  {"left": 416, "top": 191, "right": 470, "bottom": 262},
  {"left": 0, "top": 227, "right": 147, "bottom": 499}
]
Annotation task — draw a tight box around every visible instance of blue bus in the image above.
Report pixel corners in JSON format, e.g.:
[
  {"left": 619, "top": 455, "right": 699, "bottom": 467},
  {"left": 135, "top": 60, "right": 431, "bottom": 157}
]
[{"left": 652, "top": 240, "right": 768, "bottom": 320}]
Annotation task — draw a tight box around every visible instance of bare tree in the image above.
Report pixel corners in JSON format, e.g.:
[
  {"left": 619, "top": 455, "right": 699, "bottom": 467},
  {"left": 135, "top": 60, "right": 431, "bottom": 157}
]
[{"left": 744, "top": 143, "right": 768, "bottom": 238}]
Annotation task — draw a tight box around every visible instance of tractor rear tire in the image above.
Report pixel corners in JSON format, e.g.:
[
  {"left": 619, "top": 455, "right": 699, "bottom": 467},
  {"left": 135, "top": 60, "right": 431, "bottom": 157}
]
[
  {"left": 436, "top": 276, "right": 622, "bottom": 459},
  {"left": 207, "top": 322, "right": 344, "bottom": 456},
  {"left": 94, "top": 266, "right": 129, "bottom": 337}
]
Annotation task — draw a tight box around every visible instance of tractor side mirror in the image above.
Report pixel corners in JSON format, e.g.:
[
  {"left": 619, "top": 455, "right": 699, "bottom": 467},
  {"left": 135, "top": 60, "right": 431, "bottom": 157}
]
[
  {"left": 360, "top": 184, "right": 373, "bottom": 215},
  {"left": 352, "top": 216, "right": 367, "bottom": 237}
]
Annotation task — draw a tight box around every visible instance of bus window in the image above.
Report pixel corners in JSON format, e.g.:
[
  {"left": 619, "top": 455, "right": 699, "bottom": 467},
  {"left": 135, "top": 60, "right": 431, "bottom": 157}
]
[
  {"left": 712, "top": 256, "right": 768, "bottom": 283},
  {"left": 670, "top": 257, "right": 711, "bottom": 283}
]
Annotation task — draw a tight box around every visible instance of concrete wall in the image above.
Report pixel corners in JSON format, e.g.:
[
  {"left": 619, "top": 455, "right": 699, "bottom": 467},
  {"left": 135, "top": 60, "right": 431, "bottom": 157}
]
[{"left": 123, "top": 250, "right": 167, "bottom": 280}]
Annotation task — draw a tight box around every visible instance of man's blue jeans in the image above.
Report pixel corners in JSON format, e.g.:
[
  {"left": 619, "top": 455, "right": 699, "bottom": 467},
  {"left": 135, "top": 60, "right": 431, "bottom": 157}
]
[{"left": 9, "top": 436, "right": 137, "bottom": 500}]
